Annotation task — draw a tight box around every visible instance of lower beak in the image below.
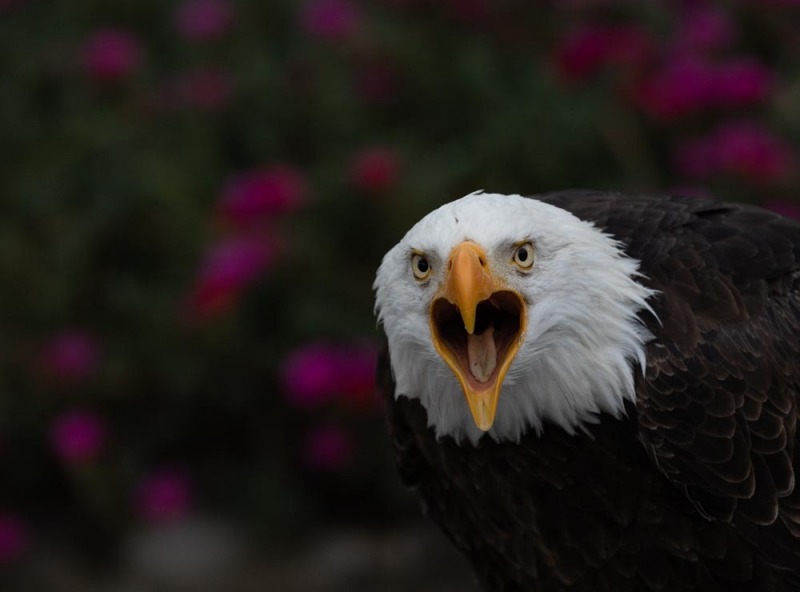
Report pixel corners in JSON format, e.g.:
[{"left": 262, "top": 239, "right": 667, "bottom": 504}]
[{"left": 430, "top": 242, "right": 526, "bottom": 432}]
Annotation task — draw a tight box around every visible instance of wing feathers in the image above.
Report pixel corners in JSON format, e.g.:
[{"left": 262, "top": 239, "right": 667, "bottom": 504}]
[{"left": 541, "top": 191, "right": 800, "bottom": 578}]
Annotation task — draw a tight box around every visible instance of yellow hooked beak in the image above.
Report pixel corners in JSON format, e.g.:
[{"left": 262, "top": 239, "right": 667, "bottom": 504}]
[{"left": 429, "top": 242, "right": 527, "bottom": 431}]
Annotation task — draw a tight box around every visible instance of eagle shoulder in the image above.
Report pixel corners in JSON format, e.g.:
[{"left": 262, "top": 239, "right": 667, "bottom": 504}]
[{"left": 541, "top": 191, "right": 800, "bottom": 576}]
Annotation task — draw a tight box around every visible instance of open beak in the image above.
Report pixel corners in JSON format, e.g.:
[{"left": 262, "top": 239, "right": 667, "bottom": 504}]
[{"left": 429, "top": 242, "right": 527, "bottom": 432}]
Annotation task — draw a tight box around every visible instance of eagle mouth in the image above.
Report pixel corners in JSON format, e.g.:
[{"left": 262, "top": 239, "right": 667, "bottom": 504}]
[{"left": 431, "top": 290, "right": 525, "bottom": 393}]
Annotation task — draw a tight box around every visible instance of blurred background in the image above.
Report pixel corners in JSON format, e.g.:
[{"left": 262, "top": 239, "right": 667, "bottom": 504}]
[{"left": 1, "top": 0, "right": 799, "bottom": 590}]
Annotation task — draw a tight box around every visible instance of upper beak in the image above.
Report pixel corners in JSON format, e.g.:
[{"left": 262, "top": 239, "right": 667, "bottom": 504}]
[
  {"left": 430, "top": 241, "right": 526, "bottom": 432},
  {"left": 442, "top": 242, "right": 494, "bottom": 335}
]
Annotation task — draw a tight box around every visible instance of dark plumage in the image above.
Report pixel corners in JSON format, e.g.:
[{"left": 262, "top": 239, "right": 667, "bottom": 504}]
[{"left": 377, "top": 192, "right": 800, "bottom": 591}]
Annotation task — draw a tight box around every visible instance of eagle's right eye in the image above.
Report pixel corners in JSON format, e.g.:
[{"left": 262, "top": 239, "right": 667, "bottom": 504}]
[{"left": 411, "top": 254, "right": 431, "bottom": 280}]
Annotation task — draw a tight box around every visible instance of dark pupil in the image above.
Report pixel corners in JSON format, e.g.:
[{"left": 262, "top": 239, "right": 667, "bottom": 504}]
[
  {"left": 417, "top": 258, "right": 429, "bottom": 273},
  {"left": 517, "top": 247, "right": 528, "bottom": 262}
]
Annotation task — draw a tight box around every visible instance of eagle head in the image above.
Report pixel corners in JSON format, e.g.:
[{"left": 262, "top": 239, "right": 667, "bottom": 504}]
[{"left": 374, "top": 193, "right": 655, "bottom": 445}]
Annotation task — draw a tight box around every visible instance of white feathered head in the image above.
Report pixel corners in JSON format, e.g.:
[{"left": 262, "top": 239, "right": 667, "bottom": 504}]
[{"left": 374, "top": 193, "right": 654, "bottom": 444}]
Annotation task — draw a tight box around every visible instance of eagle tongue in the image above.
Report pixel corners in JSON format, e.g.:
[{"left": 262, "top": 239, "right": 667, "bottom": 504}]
[{"left": 467, "top": 326, "right": 497, "bottom": 383}]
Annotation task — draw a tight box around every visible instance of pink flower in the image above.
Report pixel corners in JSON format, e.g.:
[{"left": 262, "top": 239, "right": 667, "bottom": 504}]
[
  {"left": 281, "top": 342, "right": 377, "bottom": 410},
  {"left": 81, "top": 28, "right": 142, "bottom": 82},
  {"left": 636, "top": 56, "right": 716, "bottom": 120},
  {"left": 301, "top": 0, "right": 361, "bottom": 41},
  {"left": 712, "top": 58, "right": 772, "bottom": 107},
  {"left": 714, "top": 122, "right": 794, "bottom": 183},
  {"left": 350, "top": 147, "right": 401, "bottom": 193},
  {"left": 174, "top": 68, "right": 234, "bottom": 112},
  {"left": 554, "top": 25, "right": 613, "bottom": 81},
  {"left": 39, "top": 330, "right": 100, "bottom": 383},
  {"left": 639, "top": 55, "right": 772, "bottom": 120},
  {"left": 675, "top": 121, "right": 794, "bottom": 184},
  {"left": 50, "top": 410, "right": 107, "bottom": 464},
  {"left": 554, "top": 24, "right": 652, "bottom": 82},
  {"left": 185, "top": 234, "right": 277, "bottom": 320},
  {"left": 675, "top": 6, "right": 735, "bottom": 54},
  {"left": 175, "top": 0, "right": 233, "bottom": 41},
  {"left": 302, "top": 424, "right": 354, "bottom": 471},
  {"left": 135, "top": 469, "right": 192, "bottom": 524},
  {"left": 217, "top": 166, "right": 308, "bottom": 228},
  {"left": 281, "top": 344, "right": 345, "bottom": 408},
  {"left": 336, "top": 345, "right": 378, "bottom": 410},
  {"left": 0, "top": 514, "right": 27, "bottom": 563}
]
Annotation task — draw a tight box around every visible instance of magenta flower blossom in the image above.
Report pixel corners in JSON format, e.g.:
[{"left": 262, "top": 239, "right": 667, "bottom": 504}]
[
  {"left": 0, "top": 514, "right": 27, "bottom": 563},
  {"left": 50, "top": 410, "right": 108, "bottom": 464},
  {"left": 638, "top": 55, "right": 772, "bottom": 120},
  {"left": 301, "top": 0, "right": 361, "bottom": 41},
  {"left": 217, "top": 165, "right": 308, "bottom": 228},
  {"left": 714, "top": 121, "right": 794, "bottom": 184},
  {"left": 675, "top": 6, "right": 735, "bottom": 54},
  {"left": 712, "top": 58, "right": 772, "bottom": 108},
  {"left": 336, "top": 345, "right": 378, "bottom": 410},
  {"left": 39, "top": 329, "right": 100, "bottom": 383},
  {"left": 636, "top": 56, "right": 716, "bottom": 120},
  {"left": 554, "top": 25, "right": 614, "bottom": 81},
  {"left": 135, "top": 469, "right": 192, "bottom": 524},
  {"left": 350, "top": 147, "right": 401, "bottom": 193},
  {"left": 302, "top": 424, "right": 354, "bottom": 471},
  {"left": 281, "top": 343, "right": 345, "bottom": 408},
  {"left": 174, "top": 68, "right": 234, "bottom": 112},
  {"left": 81, "top": 28, "right": 142, "bottom": 82},
  {"left": 553, "top": 24, "right": 652, "bottom": 82},
  {"left": 281, "top": 342, "right": 377, "bottom": 409},
  {"left": 675, "top": 122, "right": 794, "bottom": 184},
  {"left": 175, "top": 0, "right": 233, "bottom": 41},
  {"left": 185, "top": 234, "right": 277, "bottom": 319}
]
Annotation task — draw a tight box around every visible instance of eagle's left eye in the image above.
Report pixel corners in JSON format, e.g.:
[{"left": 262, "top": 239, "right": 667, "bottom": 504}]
[
  {"left": 411, "top": 253, "right": 431, "bottom": 280},
  {"left": 512, "top": 242, "right": 535, "bottom": 269}
]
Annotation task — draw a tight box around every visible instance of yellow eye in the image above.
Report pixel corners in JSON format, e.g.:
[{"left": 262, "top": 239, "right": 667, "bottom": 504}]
[
  {"left": 512, "top": 242, "right": 535, "bottom": 269},
  {"left": 411, "top": 253, "right": 431, "bottom": 280}
]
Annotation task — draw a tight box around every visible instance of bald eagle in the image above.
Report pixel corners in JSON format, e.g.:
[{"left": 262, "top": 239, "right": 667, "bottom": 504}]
[{"left": 373, "top": 191, "right": 800, "bottom": 592}]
